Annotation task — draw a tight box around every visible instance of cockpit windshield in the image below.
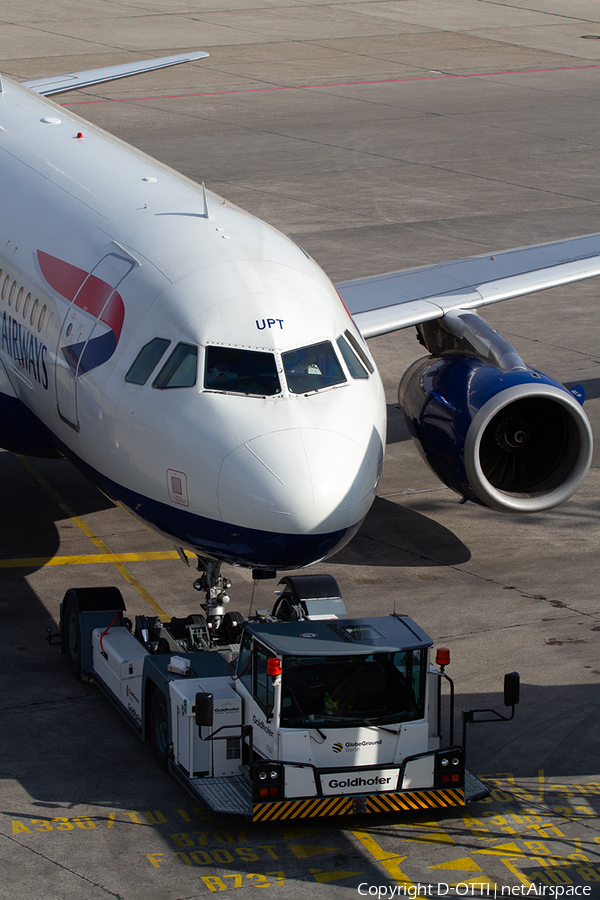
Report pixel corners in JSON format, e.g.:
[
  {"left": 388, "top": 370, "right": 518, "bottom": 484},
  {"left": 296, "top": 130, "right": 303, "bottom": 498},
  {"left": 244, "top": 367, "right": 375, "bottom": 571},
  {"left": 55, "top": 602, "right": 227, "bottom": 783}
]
[
  {"left": 280, "top": 650, "right": 425, "bottom": 729},
  {"left": 282, "top": 341, "right": 346, "bottom": 394},
  {"left": 205, "top": 346, "right": 281, "bottom": 396}
]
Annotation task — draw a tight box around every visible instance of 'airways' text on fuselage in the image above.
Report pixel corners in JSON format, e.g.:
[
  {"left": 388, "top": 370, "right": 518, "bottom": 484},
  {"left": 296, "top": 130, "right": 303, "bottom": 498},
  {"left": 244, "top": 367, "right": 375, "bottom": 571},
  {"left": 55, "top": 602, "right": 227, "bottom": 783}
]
[{"left": 1, "top": 312, "right": 48, "bottom": 389}]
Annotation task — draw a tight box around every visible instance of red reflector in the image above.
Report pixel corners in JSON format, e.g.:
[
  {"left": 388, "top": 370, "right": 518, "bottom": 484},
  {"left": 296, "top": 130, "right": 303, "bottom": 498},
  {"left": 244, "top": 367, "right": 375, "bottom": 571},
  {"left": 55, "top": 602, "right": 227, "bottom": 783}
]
[
  {"left": 436, "top": 647, "right": 450, "bottom": 667},
  {"left": 259, "top": 788, "right": 268, "bottom": 797},
  {"left": 266, "top": 658, "right": 282, "bottom": 676},
  {"left": 269, "top": 787, "right": 278, "bottom": 796},
  {"left": 452, "top": 774, "right": 460, "bottom": 782},
  {"left": 441, "top": 774, "right": 450, "bottom": 783}
]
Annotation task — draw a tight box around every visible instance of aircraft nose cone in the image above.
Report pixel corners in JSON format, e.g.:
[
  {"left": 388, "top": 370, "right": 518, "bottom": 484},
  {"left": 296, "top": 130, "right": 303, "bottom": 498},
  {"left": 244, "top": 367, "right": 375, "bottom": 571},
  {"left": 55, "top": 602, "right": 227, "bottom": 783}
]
[{"left": 217, "top": 428, "right": 380, "bottom": 534}]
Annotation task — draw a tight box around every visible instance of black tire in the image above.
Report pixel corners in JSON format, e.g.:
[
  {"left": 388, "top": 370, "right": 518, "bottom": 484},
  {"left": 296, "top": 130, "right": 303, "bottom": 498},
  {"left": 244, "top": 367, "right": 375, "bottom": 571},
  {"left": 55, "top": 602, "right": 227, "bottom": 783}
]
[
  {"left": 63, "top": 593, "right": 82, "bottom": 676},
  {"left": 221, "top": 610, "right": 244, "bottom": 643},
  {"left": 150, "top": 689, "right": 170, "bottom": 770}
]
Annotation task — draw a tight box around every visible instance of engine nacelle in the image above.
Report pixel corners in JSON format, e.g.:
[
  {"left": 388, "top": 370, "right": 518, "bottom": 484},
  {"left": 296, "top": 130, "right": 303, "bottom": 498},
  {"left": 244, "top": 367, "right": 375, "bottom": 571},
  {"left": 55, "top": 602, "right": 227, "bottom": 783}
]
[{"left": 399, "top": 354, "right": 593, "bottom": 513}]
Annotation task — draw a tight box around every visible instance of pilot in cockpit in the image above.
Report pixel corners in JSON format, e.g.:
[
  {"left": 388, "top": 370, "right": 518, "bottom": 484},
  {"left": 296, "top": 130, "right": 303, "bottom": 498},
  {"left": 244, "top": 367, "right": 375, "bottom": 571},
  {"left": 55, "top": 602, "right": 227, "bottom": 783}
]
[
  {"left": 206, "top": 359, "right": 238, "bottom": 383},
  {"left": 288, "top": 350, "right": 322, "bottom": 375}
]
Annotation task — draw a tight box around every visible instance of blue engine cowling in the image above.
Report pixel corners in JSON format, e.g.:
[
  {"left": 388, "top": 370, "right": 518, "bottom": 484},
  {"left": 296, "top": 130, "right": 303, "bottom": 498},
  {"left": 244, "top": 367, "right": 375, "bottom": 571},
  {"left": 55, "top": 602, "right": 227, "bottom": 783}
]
[{"left": 399, "top": 354, "right": 593, "bottom": 513}]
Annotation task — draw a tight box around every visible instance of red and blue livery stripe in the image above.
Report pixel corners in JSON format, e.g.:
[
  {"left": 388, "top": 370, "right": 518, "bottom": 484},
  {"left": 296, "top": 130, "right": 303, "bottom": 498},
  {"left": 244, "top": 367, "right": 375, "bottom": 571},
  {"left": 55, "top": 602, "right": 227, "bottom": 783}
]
[{"left": 38, "top": 250, "right": 125, "bottom": 374}]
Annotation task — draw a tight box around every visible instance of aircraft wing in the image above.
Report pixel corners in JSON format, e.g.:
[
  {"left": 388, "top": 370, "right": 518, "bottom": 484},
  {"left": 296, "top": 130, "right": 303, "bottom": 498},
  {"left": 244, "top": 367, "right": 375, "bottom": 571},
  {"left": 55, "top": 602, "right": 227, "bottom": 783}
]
[
  {"left": 22, "top": 51, "right": 209, "bottom": 96},
  {"left": 336, "top": 232, "right": 600, "bottom": 339}
]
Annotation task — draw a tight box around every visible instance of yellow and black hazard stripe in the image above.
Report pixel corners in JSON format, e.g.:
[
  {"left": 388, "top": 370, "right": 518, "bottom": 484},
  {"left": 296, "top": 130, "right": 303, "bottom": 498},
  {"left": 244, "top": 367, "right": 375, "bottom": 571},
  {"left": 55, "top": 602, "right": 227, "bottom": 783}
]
[
  {"left": 366, "top": 787, "right": 464, "bottom": 814},
  {"left": 253, "top": 795, "right": 354, "bottom": 821},
  {"left": 253, "top": 787, "right": 464, "bottom": 821}
]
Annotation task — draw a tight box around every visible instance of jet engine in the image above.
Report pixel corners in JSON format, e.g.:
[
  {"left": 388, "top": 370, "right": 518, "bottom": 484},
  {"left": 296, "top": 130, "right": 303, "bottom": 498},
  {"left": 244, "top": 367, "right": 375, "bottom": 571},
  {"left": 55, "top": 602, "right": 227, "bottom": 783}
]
[{"left": 398, "top": 311, "right": 593, "bottom": 513}]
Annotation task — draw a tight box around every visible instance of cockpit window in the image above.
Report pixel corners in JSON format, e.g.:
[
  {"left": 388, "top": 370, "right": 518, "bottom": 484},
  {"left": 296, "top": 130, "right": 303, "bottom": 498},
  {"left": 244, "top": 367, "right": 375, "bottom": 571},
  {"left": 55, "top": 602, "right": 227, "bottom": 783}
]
[
  {"left": 126, "top": 337, "right": 170, "bottom": 384},
  {"left": 153, "top": 343, "right": 198, "bottom": 389},
  {"left": 336, "top": 335, "right": 368, "bottom": 379},
  {"left": 345, "top": 329, "right": 374, "bottom": 374},
  {"left": 205, "top": 346, "right": 281, "bottom": 396},
  {"left": 282, "top": 341, "right": 346, "bottom": 394}
]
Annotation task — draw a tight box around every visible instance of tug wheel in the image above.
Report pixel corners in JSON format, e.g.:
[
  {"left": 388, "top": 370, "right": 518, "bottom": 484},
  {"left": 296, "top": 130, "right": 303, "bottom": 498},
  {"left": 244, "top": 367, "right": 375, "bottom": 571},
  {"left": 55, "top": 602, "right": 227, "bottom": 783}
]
[
  {"left": 150, "top": 689, "right": 170, "bottom": 770},
  {"left": 62, "top": 591, "right": 82, "bottom": 677}
]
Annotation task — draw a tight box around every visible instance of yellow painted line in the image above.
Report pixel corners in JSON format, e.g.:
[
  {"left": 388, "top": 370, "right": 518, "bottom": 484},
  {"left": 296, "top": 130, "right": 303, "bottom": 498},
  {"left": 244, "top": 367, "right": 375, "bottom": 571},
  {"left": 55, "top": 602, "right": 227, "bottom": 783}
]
[
  {"left": 0, "top": 551, "right": 190, "bottom": 568},
  {"left": 500, "top": 857, "right": 533, "bottom": 887},
  {"left": 351, "top": 829, "right": 428, "bottom": 900},
  {"left": 428, "top": 856, "right": 483, "bottom": 872},
  {"left": 473, "top": 841, "right": 525, "bottom": 857},
  {"left": 15, "top": 455, "right": 172, "bottom": 622}
]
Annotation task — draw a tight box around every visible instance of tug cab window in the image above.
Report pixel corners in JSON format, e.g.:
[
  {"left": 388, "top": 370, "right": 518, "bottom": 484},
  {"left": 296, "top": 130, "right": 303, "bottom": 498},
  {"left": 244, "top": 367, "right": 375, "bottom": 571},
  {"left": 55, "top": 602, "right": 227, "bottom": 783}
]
[
  {"left": 237, "top": 630, "right": 253, "bottom": 694},
  {"left": 282, "top": 341, "right": 346, "bottom": 394},
  {"left": 236, "top": 634, "right": 275, "bottom": 718},
  {"left": 254, "top": 644, "right": 275, "bottom": 717},
  {"left": 153, "top": 343, "right": 198, "bottom": 389},
  {"left": 205, "top": 346, "right": 280, "bottom": 396},
  {"left": 280, "top": 649, "right": 425, "bottom": 729},
  {"left": 126, "top": 338, "right": 170, "bottom": 385}
]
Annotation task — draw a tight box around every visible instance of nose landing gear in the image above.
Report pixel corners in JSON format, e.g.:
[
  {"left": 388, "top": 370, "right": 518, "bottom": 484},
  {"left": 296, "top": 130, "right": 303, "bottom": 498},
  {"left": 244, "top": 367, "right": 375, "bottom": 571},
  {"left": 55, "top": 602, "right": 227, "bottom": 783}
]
[{"left": 193, "top": 557, "right": 232, "bottom": 637}]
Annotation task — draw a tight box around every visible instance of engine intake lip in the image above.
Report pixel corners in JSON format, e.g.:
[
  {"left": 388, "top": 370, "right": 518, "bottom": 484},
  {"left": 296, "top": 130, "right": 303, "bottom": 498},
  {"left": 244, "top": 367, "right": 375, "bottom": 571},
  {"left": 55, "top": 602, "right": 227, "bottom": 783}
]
[{"left": 465, "top": 382, "right": 593, "bottom": 513}]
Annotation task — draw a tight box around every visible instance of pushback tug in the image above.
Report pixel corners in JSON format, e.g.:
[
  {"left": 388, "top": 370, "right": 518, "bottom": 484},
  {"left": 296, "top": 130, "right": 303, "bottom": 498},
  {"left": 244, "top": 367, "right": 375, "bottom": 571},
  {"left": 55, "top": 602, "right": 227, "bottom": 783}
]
[{"left": 60, "top": 574, "right": 518, "bottom": 821}]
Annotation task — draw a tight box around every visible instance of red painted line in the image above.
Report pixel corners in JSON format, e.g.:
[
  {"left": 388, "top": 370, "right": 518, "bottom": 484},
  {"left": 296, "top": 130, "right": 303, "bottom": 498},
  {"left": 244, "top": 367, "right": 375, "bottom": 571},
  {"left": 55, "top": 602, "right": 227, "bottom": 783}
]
[{"left": 61, "top": 64, "right": 600, "bottom": 106}]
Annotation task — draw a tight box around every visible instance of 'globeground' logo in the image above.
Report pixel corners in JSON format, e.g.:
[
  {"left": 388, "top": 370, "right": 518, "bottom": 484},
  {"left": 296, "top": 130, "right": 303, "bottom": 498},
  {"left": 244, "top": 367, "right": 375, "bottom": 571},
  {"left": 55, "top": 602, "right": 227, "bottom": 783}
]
[{"left": 332, "top": 742, "right": 343, "bottom": 753}]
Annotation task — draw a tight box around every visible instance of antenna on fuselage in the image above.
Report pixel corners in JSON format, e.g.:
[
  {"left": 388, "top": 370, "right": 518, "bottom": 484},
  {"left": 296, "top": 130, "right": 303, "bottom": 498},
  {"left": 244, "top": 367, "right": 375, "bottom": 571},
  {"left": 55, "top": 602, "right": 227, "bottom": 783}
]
[{"left": 202, "top": 182, "right": 209, "bottom": 218}]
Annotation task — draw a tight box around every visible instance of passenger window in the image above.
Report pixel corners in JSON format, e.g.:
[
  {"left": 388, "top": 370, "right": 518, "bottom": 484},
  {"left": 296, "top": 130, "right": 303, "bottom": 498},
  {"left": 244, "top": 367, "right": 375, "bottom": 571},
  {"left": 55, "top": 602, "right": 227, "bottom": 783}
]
[
  {"left": 126, "top": 338, "right": 170, "bottom": 385},
  {"left": 345, "top": 329, "right": 374, "bottom": 373},
  {"left": 153, "top": 343, "right": 198, "bottom": 389},
  {"left": 336, "top": 335, "right": 368, "bottom": 379},
  {"left": 205, "top": 346, "right": 280, "bottom": 396},
  {"left": 282, "top": 341, "right": 346, "bottom": 394}
]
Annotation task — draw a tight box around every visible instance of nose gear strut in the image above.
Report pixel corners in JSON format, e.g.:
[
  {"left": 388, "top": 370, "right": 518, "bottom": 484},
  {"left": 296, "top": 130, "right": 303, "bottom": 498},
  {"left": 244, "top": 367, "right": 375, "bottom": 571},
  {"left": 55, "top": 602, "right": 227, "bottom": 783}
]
[{"left": 193, "top": 557, "right": 231, "bottom": 636}]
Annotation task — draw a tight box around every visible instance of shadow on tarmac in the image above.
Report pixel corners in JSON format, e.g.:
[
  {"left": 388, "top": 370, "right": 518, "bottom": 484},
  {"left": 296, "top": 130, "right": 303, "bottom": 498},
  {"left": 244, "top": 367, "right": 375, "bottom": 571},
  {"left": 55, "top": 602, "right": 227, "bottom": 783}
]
[
  {"left": 2, "top": 669, "right": 599, "bottom": 814},
  {"left": 386, "top": 403, "right": 411, "bottom": 444},
  {"left": 455, "top": 683, "right": 600, "bottom": 779},
  {"left": 565, "top": 377, "right": 600, "bottom": 401},
  {"left": 336, "top": 495, "right": 472, "bottom": 567},
  {"left": 0, "top": 451, "right": 114, "bottom": 565}
]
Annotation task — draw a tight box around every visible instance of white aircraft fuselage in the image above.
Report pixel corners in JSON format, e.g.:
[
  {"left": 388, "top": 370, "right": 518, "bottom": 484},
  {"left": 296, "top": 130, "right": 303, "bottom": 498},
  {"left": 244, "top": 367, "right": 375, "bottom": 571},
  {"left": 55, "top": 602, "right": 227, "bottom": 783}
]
[{"left": 0, "top": 77, "right": 386, "bottom": 570}]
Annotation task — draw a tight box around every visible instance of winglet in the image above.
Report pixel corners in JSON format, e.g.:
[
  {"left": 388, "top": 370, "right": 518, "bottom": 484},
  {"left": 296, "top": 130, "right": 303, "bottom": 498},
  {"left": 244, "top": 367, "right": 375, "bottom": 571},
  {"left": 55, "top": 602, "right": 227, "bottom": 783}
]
[{"left": 22, "top": 51, "right": 209, "bottom": 96}]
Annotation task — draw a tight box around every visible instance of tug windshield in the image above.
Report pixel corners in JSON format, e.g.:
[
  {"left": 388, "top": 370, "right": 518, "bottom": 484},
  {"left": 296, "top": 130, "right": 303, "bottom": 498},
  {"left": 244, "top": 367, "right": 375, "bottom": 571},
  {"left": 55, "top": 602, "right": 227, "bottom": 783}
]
[{"left": 280, "top": 649, "right": 425, "bottom": 729}]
